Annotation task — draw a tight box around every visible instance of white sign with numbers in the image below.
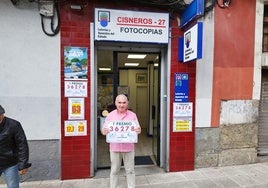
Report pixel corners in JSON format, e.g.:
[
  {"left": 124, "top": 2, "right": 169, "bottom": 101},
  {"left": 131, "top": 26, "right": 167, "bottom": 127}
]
[
  {"left": 106, "top": 121, "right": 139, "bottom": 143},
  {"left": 64, "top": 81, "right": 87, "bottom": 97}
]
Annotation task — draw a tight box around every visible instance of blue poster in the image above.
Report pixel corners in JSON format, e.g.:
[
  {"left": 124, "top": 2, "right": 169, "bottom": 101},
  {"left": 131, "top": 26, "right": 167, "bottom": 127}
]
[
  {"left": 174, "top": 73, "right": 189, "bottom": 102},
  {"left": 64, "top": 47, "right": 88, "bottom": 79}
]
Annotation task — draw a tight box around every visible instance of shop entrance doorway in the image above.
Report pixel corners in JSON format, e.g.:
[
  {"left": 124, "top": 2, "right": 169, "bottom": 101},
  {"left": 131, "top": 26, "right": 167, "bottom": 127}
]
[{"left": 95, "top": 50, "right": 161, "bottom": 170}]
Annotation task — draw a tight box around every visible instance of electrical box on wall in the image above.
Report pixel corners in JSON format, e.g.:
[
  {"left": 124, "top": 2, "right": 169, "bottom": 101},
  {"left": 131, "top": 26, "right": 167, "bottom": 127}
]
[{"left": 39, "top": 0, "right": 54, "bottom": 17}]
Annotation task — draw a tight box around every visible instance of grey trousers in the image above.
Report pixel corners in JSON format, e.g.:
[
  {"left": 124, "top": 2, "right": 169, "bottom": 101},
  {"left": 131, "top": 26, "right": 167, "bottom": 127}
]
[{"left": 110, "top": 151, "right": 135, "bottom": 188}]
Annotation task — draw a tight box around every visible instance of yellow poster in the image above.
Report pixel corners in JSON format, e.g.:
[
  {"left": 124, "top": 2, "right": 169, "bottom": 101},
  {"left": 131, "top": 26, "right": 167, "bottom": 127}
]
[
  {"left": 64, "top": 120, "right": 87, "bottom": 136},
  {"left": 68, "top": 98, "right": 85, "bottom": 119},
  {"left": 173, "top": 117, "right": 192, "bottom": 132}
]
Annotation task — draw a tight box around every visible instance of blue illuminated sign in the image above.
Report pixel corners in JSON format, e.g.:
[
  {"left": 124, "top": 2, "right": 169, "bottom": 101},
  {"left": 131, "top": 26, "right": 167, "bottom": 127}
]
[
  {"left": 180, "top": 0, "right": 204, "bottom": 28},
  {"left": 178, "top": 22, "right": 203, "bottom": 62}
]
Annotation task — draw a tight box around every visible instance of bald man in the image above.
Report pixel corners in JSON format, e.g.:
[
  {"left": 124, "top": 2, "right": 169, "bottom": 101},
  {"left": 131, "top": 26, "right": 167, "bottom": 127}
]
[{"left": 101, "top": 94, "right": 141, "bottom": 188}]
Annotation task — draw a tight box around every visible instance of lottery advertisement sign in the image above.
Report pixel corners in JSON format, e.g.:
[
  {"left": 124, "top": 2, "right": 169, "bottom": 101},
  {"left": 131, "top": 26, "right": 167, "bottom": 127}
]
[
  {"left": 64, "top": 47, "right": 88, "bottom": 79},
  {"left": 173, "top": 102, "right": 193, "bottom": 132},
  {"left": 174, "top": 73, "right": 189, "bottom": 102},
  {"left": 64, "top": 120, "right": 87, "bottom": 136},
  {"left": 68, "top": 98, "right": 85, "bottom": 119},
  {"left": 64, "top": 81, "right": 87, "bottom": 97}
]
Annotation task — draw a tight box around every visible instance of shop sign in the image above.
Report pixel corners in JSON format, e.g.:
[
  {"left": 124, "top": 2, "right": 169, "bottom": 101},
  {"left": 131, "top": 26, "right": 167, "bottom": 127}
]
[
  {"left": 180, "top": 0, "right": 204, "bottom": 28},
  {"left": 94, "top": 8, "right": 169, "bottom": 43},
  {"left": 174, "top": 73, "right": 189, "bottom": 102},
  {"left": 178, "top": 22, "right": 203, "bottom": 62}
]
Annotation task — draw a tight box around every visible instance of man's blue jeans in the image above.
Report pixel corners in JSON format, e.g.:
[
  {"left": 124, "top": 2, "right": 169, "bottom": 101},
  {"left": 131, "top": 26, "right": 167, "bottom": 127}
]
[{"left": 1, "top": 164, "right": 19, "bottom": 188}]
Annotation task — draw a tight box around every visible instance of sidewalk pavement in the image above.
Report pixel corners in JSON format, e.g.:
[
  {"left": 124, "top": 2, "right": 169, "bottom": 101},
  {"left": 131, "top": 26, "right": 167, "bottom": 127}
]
[{"left": 1, "top": 162, "right": 268, "bottom": 188}]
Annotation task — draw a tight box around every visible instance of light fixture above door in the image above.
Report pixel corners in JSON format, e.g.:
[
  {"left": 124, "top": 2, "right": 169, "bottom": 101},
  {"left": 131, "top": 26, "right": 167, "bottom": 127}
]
[
  {"left": 124, "top": 63, "right": 140, "bottom": 67},
  {"left": 99, "top": 67, "right": 111, "bottom": 71},
  {"left": 127, "top": 54, "right": 147, "bottom": 59}
]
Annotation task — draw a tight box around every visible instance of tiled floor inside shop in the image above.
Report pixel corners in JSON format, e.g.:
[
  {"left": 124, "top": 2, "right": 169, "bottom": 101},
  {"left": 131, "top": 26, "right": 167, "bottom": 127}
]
[
  {"left": 95, "top": 128, "right": 162, "bottom": 178},
  {"left": 97, "top": 128, "right": 155, "bottom": 169}
]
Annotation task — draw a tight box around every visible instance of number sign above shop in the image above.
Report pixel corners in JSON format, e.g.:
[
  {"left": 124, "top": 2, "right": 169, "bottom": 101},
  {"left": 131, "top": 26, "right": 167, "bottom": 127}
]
[{"left": 94, "top": 8, "right": 169, "bottom": 44}]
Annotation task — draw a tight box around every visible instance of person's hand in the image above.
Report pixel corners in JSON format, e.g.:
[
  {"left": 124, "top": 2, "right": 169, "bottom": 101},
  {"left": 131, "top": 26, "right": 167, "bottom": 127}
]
[
  {"left": 135, "top": 127, "right": 141, "bottom": 134},
  {"left": 101, "top": 127, "right": 109, "bottom": 135},
  {"left": 19, "top": 168, "right": 28, "bottom": 175}
]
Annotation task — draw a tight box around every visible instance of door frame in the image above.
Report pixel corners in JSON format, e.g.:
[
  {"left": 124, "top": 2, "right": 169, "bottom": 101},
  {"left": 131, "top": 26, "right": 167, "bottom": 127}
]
[{"left": 90, "top": 37, "right": 170, "bottom": 175}]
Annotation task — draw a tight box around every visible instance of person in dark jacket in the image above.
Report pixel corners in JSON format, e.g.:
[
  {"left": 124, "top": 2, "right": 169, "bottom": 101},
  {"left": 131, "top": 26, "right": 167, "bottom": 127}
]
[{"left": 0, "top": 105, "right": 31, "bottom": 188}]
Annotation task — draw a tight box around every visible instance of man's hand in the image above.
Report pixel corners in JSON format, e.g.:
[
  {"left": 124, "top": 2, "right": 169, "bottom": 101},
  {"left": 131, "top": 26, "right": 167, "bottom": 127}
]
[
  {"left": 19, "top": 168, "right": 28, "bottom": 175},
  {"left": 101, "top": 127, "right": 109, "bottom": 135},
  {"left": 135, "top": 127, "right": 141, "bottom": 134}
]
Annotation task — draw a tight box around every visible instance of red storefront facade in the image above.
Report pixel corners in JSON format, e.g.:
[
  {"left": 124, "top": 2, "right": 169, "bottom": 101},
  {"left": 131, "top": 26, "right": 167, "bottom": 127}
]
[{"left": 60, "top": 0, "right": 256, "bottom": 180}]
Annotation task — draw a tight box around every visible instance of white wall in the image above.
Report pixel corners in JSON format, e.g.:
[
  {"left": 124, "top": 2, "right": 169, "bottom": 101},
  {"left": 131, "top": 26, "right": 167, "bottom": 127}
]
[
  {"left": 0, "top": 0, "right": 60, "bottom": 140},
  {"left": 195, "top": 11, "right": 214, "bottom": 127},
  {"left": 254, "top": 0, "right": 264, "bottom": 100}
]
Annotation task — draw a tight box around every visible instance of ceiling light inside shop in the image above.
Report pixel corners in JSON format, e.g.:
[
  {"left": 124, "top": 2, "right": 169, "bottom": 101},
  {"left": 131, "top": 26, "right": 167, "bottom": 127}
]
[
  {"left": 124, "top": 63, "right": 139, "bottom": 66},
  {"left": 127, "top": 54, "right": 146, "bottom": 59},
  {"left": 99, "top": 68, "right": 111, "bottom": 71},
  {"left": 154, "top": 63, "right": 159, "bottom": 67}
]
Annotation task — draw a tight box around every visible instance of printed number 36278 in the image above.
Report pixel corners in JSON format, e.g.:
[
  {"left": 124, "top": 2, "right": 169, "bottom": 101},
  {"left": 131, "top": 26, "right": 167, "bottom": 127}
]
[{"left": 109, "top": 126, "right": 135, "bottom": 132}]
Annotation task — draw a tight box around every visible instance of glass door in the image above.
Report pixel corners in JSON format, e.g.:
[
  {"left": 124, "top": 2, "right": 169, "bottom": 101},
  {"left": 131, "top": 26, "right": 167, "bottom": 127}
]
[
  {"left": 150, "top": 54, "right": 160, "bottom": 165},
  {"left": 96, "top": 50, "right": 115, "bottom": 169},
  {"left": 96, "top": 49, "right": 161, "bottom": 168}
]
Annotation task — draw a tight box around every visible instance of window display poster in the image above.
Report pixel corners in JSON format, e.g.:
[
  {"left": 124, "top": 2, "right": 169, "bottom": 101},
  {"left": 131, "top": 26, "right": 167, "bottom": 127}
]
[
  {"left": 68, "top": 98, "right": 85, "bottom": 119},
  {"left": 64, "top": 47, "right": 88, "bottom": 79},
  {"left": 65, "top": 81, "right": 88, "bottom": 97},
  {"left": 64, "top": 120, "right": 87, "bottom": 136}
]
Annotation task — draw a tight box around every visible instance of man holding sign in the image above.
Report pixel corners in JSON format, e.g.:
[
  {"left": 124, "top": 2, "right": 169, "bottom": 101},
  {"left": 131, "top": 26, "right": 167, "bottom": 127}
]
[{"left": 101, "top": 94, "right": 141, "bottom": 188}]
